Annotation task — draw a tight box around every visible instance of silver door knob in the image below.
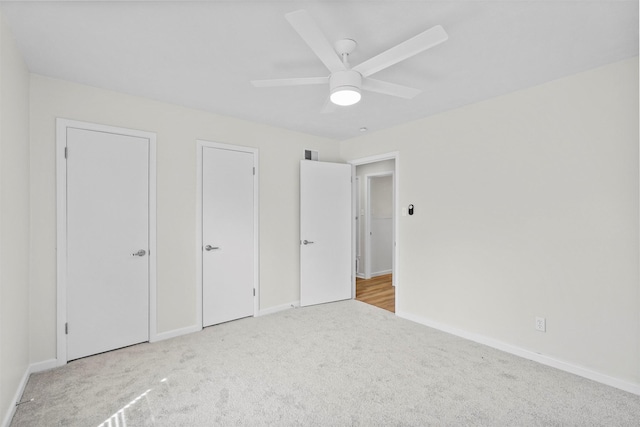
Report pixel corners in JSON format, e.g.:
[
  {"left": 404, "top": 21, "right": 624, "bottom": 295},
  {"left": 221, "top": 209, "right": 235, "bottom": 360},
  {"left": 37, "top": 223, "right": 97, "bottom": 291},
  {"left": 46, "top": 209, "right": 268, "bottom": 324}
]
[
  {"left": 302, "top": 240, "right": 314, "bottom": 245},
  {"left": 132, "top": 249, "right": 146, "bottom": 257},
  {"left": 204, "top": 245, "right": 220, "bottom": 251}
]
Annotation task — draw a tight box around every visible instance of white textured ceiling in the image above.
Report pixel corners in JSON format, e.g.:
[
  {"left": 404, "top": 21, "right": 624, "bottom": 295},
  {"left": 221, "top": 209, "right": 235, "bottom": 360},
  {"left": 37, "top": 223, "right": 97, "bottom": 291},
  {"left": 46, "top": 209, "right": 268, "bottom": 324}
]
[{"left": 1, "top": 1, "right": 638, "bottom": 140}]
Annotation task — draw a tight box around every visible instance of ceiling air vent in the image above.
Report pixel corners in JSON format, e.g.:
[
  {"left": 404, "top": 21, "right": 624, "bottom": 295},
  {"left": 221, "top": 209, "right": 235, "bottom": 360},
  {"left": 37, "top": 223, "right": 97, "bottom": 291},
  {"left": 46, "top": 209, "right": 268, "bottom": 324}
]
[{"left": 304, "top": 150, "right": 319, "bottom": 161}]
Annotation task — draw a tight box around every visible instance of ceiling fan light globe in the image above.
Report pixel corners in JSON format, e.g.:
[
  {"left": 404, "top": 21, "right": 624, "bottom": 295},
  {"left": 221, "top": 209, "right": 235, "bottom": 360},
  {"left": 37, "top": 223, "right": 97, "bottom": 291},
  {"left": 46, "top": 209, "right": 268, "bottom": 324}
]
[{"left": 330, "top": 87, "right": 361, "bottom": 106}]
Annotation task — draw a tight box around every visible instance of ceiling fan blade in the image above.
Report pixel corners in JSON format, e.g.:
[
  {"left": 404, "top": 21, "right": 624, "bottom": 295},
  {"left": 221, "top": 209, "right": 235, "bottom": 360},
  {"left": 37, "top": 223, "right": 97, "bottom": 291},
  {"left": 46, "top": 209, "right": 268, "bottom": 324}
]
[
  {"left": 251, "top": 76, "right": 328, "bottom": 87},
  {"left": 362, "top": 78, "right": 421, "bottom": 99},
  {"left": 285, "top": 10, "right": 346, "bottom": 73},
  {"left": 353, "top": 25, "right": 448, "bottom": 77}
]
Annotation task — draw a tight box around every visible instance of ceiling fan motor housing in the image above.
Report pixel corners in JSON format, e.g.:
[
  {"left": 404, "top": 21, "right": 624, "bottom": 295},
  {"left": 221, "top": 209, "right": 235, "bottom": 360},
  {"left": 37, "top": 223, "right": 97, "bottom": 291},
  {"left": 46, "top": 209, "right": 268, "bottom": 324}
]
[{"left": 329, "top": 70, "right": 362, "bottom": 106}]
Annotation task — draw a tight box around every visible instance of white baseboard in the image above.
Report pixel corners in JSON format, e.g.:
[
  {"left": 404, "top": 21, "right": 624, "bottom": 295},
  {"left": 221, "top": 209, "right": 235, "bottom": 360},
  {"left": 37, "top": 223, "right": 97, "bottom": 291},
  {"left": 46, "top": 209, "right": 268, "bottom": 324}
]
[
  {"left": 152, "top": 324, "right": 201, "bottom": 343},
  {"left": 154, "top": 304, "right": 303, "bottom": 338},
  {"left": 1, "top": 367, "right": 29, "bottom": 427},
  {"left": 397, "top": 311, "right": 640, "bottom": 396},
  {"left": 371, "top": 270, "right": 392, "bottom": 277},
  {"left": 258, "top": 301, "right": 299, "bottom": 317},
  {"left": 30, "top": 358, "right": 58, "bottom": 373},
  {"left": 153, "top": 303, "right": 302, "bottom": 340},
  {"left": 2, "top": 357, "right": 60, "bottom": 427}
]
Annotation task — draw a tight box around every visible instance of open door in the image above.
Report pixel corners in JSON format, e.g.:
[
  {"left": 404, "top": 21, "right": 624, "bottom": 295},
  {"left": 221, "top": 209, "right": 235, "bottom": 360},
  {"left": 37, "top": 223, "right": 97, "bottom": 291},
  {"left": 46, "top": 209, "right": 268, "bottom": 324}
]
[{"left": 300, "top": 160, "right": 352, "bottom": 306}]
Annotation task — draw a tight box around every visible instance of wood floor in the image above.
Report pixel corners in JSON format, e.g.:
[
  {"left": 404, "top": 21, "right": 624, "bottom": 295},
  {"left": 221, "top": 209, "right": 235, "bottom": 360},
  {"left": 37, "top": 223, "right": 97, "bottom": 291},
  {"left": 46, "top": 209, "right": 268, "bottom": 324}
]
[{"left": 355, "top": 274, "right": 394, "bottom": 313}]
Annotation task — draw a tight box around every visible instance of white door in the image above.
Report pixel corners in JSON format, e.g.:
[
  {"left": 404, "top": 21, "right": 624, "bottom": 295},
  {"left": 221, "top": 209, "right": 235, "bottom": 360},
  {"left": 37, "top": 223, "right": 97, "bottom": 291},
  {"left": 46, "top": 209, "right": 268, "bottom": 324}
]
[
  {"left": 202, "top": 146, "right": 255, "bottom": 326},
  {"left": 66, "top": 127, "right": 150, "bottom": 361},
  {"left": 300, "top": 160, "right": 352, "bottom": 307}
]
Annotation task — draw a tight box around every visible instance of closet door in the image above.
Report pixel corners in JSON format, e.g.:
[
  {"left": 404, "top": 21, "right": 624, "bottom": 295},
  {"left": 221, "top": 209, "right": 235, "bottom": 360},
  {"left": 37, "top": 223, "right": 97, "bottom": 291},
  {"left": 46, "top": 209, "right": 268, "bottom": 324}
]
[
  {"left": 202, "top": 146, "right": 255, "bottom": 326},
  {"left": 66, "top": 127, "right": 150, "bottom": 360}
]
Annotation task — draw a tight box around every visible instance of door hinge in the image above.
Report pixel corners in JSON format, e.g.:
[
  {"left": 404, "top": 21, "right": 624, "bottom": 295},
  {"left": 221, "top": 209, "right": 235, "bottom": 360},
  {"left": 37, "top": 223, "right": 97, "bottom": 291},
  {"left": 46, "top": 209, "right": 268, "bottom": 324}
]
[
  {"left": 253, "top": 167, "right": 255, "bottom": 175},
  {"left": 253, "top": 288, "right": 256, "bottom": 296},
  {"left": 65, "top": 323, "right": 68, "bottom": 335},
  {"left": 64, "top": 147, "right": 68, "bottom": 159}
]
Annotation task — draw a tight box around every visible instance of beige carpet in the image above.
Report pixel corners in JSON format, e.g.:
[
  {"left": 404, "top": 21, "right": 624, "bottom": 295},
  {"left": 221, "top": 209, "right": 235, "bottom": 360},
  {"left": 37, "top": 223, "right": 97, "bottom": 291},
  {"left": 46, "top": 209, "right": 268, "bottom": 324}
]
[{"left": 11, "top": 300, "right": 640, "bottom": 426}]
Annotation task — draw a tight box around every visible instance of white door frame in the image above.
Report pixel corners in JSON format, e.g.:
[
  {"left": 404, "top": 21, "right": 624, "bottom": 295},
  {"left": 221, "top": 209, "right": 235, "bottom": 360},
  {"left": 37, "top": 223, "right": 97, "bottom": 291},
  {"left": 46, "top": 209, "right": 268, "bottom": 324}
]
[
  {"left": 196, "top": 140, "right": 259, "bottom": 326},
  {"left": 354, "top": 176, "right": 362, "bottom": 277},
  {"left": 56, "top": 118, "right": 157, "bottom": 366},
  {"left": 348, "top": 152, "right": 399, "bottom": 307},
  {"left": 364, "top": 171, "right": 394, "bottom": 280}
]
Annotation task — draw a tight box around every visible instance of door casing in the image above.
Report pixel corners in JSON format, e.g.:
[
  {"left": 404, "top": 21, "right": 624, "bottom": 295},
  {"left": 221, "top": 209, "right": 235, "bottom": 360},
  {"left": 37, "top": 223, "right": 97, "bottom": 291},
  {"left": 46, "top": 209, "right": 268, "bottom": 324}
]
[
  {"left": 56, "top": 118, "right": 157, "bottom": 366},
  {"left": 355, "top": 176, "right": 362, "bottom": 277},
  {"left": 196, "top": 140, "right": 259, "bottom": 326}
]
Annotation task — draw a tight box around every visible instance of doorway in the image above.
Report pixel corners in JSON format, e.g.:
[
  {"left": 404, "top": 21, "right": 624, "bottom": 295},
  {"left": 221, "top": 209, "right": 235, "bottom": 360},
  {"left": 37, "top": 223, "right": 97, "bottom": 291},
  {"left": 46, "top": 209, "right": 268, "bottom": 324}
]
[
  {"left": 349, "top": 153, "right": 398, "bottom": 313},
  {"left": 355, "top": 274, "right": 395, "bottom": 313}
]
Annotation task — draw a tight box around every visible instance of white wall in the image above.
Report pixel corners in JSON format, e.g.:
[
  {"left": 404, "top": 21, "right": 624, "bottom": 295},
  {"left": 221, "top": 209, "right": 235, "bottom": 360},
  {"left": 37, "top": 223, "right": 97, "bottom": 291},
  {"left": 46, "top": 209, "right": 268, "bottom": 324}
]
[
  {"left": 0, "top": 10, "right": 30, "bottom": 426},
  {"left": 341, "top": 58, "right": 640, "bottom": 387},
  {"left": 29, "top": 75, "right": 339, "bottom": 363}
]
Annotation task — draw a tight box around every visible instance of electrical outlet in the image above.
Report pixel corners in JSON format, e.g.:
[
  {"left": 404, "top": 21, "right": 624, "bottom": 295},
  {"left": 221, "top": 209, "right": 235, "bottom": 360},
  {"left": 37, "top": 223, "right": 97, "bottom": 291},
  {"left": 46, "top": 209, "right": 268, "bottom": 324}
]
[{"left": 535, "top": 317, "right": 546, "bottom": 332}]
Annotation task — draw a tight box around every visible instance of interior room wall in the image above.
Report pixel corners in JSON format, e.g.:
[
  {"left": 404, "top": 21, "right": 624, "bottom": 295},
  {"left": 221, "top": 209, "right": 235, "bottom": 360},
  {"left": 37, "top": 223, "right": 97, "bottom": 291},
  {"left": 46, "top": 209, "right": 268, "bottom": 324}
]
[
  {"left": 28, "top": 74, "right": 339, "bottom": 364},
  {"left": 355, "top": 160, "right": 395, "bottom": 277},
  {"left": 340, "top": 57, "right": 640, "bottom": 387},
  {"left": 0, "top": 11, "right": 30, "bottom": 426}
]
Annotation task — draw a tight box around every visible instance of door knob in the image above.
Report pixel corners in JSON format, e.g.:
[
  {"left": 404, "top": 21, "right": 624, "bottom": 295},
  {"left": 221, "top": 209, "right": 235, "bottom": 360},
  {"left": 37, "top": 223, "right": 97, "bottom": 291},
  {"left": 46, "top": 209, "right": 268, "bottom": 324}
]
[
  {"left": 204, "top": 245, "right": 220, "bottom": 251},
  {"left": 132, "top": 249, "right": 146, "bottom": 257},
  {"left": 302, "top": 240, "right": 314, "bottom": 245}
]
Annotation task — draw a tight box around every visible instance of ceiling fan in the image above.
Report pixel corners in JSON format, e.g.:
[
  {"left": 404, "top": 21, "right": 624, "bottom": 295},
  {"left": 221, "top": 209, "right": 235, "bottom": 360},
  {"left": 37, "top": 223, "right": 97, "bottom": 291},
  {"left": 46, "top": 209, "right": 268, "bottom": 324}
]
[{"left": 251, "top": 10, "right": 448, "bottom": 111}]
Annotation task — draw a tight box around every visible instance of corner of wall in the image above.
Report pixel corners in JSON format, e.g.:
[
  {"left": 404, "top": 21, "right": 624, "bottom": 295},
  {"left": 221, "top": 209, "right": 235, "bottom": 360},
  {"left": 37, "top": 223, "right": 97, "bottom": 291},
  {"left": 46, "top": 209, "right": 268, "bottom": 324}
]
[{"left": 0, "top": 10, "right": 32, "bottom": 427}]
